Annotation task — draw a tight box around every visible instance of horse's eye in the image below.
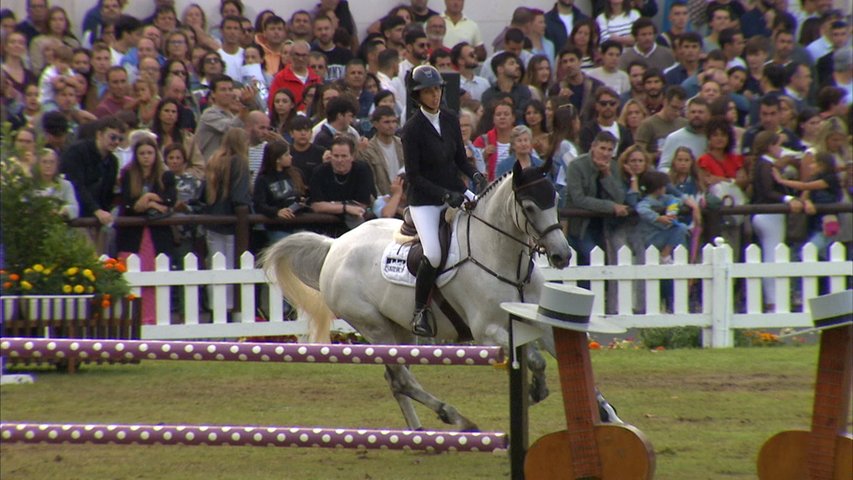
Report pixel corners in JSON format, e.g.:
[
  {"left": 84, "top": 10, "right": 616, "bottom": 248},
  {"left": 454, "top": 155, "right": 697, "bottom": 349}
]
[{"left": 524, "top": 205, "right": 536, "bottom": 214}]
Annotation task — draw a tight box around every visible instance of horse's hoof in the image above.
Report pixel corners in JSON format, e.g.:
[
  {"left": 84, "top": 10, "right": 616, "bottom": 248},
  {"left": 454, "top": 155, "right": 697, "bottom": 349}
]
[{"left": 529, "top": 386, "right": 549, "bottom": 405}]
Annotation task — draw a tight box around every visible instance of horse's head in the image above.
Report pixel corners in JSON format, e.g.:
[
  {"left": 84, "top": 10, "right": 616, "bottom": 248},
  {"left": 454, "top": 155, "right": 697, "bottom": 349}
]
[{"left": 511, "top": 159, "right": 571, "bottom": 269}]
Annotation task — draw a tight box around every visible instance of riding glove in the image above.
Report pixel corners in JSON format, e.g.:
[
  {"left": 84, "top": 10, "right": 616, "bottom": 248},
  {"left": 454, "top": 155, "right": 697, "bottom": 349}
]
[{"left": 444, "top": 191, "right": 465, "bottom": 208}]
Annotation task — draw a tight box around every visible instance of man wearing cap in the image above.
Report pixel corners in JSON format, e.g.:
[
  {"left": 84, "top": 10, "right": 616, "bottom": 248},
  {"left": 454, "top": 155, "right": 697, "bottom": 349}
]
[{"left": 401, "top": 64, "right": 487, "bottom": 337}]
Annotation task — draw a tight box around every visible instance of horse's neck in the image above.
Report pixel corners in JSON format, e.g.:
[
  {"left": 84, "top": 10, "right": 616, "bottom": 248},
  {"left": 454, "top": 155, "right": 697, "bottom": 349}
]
[{"left": 465, "top": 179, "right": 531, "bottom": 267}]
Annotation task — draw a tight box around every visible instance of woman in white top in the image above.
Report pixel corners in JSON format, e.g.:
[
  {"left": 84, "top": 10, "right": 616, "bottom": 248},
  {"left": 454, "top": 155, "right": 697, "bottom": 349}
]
[
  {"left": 33, "top": 148, "right": 79, "bottom": 219},
  {"left": 596, "top": 0, "right": 640, "bottom": 47}
]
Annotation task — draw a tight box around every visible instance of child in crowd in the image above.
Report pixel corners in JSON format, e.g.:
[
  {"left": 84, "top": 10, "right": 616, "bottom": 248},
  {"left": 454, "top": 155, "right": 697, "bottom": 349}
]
[
  {"left": 668, "top": 147, "right": 704, "bottom": 261},
  {"left": 637, "top": 171, "right": 694, "bottom": 263},
  {"left": 38, "top": 44, "right": 74, "bottom": 105},
  {"left": 772, "top": 152, "right": 842, "bottom": 259}
]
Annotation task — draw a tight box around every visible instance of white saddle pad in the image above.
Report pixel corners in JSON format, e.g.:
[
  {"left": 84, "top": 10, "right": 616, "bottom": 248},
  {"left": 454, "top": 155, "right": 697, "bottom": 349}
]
[{"left": 380, "top": 216, "right": 461, "bottom": 287}]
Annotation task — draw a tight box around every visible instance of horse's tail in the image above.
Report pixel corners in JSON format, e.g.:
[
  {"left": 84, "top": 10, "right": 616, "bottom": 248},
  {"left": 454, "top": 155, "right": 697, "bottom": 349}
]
[{"left": 260, "top": 232, "right": 336, "bottom": 343}]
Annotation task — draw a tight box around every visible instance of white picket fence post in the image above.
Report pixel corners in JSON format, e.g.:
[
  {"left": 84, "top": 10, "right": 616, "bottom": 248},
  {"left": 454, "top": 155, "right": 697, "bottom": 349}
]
[{"left": 119, "top": 242, "right": 850, "bottom": 345}]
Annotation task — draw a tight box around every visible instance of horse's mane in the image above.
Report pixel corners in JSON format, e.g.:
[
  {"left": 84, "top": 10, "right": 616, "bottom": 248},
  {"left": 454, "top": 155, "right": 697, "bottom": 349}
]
[{"left": 476, "top": 171, "right": 513, "bottom": 201}]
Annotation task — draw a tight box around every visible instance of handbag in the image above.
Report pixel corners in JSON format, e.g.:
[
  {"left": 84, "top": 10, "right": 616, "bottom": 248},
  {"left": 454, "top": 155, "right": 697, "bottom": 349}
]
[{"left": 708, "top": 180, "right": 747, "bottom": 226}]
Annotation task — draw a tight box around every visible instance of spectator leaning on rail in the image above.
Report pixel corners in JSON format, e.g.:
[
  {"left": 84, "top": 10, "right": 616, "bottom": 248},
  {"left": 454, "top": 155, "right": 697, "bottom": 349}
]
[
  {"left": 60, "top": 116, "right": 127, "bottom": 252},
  {"left": 564, "top": 131, "right": 629, "bottom": 276}
]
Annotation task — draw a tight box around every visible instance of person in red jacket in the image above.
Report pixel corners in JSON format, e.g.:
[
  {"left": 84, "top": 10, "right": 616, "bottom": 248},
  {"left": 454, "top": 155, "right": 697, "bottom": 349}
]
[{"left": 268, "top": 40, "right": 323, "bottom": 113}]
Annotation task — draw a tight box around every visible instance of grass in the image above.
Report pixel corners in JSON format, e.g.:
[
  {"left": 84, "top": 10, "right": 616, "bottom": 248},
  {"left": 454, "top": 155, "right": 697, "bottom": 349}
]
[{"left": 1, "top": 345, "right": 843, "bottom": 480}]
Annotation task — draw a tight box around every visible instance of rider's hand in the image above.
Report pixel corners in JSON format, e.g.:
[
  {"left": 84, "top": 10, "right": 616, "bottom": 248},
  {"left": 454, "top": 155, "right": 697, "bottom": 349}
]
[{"left": 444, "top": 191, "right": 465, "bottom": 208}]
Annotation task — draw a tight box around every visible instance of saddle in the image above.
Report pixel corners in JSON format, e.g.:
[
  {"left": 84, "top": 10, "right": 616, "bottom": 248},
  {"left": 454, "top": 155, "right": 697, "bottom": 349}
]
[
  {"left": 398, "top": 208, "right": 454, "bottom": 277},
  {"left": 394, "top": 208, "right": 473, "bottom": 342}
]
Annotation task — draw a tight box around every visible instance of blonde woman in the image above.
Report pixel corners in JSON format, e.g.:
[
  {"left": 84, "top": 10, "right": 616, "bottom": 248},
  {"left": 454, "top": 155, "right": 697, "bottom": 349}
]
[
  {"left": 801, "top": 116, "right": 849, "bottom": 180},
  {"left": 203, "top": 127, "right": 252, "bottom": 311},
  {"left": 618, "top": 98, "right": 648, "bottom": 139}
]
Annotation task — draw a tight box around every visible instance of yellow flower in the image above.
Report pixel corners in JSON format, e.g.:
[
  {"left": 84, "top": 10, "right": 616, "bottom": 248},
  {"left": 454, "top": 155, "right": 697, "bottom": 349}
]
[
  {"left": 62, "top": 285, "right": 73, "bottom": 293},
  {"left": 21, "top": 281, "right": 33, "bottom": 290},
  {"left": 33, "top": 264, "right": 44, "bottom": 272},
  {"left": 66, "top": 267, "right": 79, "bottom": 276},
  {"left": 73, "top": 284, "right": 85, "bottom": 294},
  {"left": 24, "top": 268, "right": 33, "bottom": 274},
  {"left": 83, "top": 269, "right": 96, "bottom": 281},
  {"left": 86, "top": 286, "right": 94, "bottom": 293},
  {"left": 43, "top": 268, "right": 52, "bottom": 275}
]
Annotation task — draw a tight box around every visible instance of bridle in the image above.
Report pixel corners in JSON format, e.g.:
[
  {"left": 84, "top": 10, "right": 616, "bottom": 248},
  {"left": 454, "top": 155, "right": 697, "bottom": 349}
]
[{"left": 445, "top": 174, "right": 562, "bottom": 302}]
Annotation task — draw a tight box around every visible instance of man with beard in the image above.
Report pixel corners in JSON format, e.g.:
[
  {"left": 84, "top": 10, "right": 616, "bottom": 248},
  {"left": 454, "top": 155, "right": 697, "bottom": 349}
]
[
  {"left": 312, "top": 15, "right": 352, "bottom": 82},
  {"left": 618, "top": 18, "right": 675, "bottom": 73},
  {"left": 425, "top": 15, "right": 446, "bottom": 53},
  {"left": 451, "top": 42, "right": 489, "bottom": 102},
  {"left": 641, "top": 69, "right": 667, "bottom": 115},
  {"left": 620, "top": 60, "right": 647, "bottom": 106},
  {"left": 480, "top": 51, "right": 530, "bottom": 119},
  {"left": 480, "top": 28, "right": 532, "bottom": 85},
  {"left": 635, "top": 85, "right": 688, "bottom": 164},
  {"left": 544, "top": 0, "right": 589, "bottom": 55},
  {"left": 398, "top": 29, "right": 430, "bottom": 81},
  {"left": 658, "top": 96, "right": 710, "bottom": 172},
  {"left": 288, "top": 10, "right": 313, "bottom": 44},
  {"left": 579, "top": 87, "right": 633, "bottom": 157}
]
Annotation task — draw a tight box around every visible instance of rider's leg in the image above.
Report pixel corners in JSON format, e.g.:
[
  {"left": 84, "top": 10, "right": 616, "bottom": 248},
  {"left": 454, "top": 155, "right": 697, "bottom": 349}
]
[{"left": 409, "top": 205, "right": 444, "bottom": 337}]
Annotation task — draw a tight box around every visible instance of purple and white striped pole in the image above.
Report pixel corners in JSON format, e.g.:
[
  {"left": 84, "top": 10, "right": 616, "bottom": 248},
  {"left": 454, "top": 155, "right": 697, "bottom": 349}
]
[
  {"left": 0, "top": 423, "right": 507, "bottom": 452},
  {"left": 0, "top": 338, "right": 504, "bottom": 366}
]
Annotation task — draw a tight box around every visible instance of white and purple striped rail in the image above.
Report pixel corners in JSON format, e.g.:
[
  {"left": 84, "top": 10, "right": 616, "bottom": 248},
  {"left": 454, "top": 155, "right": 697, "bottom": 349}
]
[
  {"left": 0, "top": 422, "right": 507, "bottom": 452},
  {"left": 0, "top": 338, "right": 504, "bottom": 366}
]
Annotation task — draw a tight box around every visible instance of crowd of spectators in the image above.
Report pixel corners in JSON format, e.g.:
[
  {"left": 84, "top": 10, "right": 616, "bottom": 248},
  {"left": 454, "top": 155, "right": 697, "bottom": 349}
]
[{"left": 1, "top": 0, "right": 851, "bottom": 315}]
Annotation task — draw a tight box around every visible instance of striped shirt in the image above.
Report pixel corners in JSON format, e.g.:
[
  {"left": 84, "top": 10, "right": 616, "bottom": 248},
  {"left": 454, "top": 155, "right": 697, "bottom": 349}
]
[{"left": 596, "top": 10, "right": 641, "bottom": 43}]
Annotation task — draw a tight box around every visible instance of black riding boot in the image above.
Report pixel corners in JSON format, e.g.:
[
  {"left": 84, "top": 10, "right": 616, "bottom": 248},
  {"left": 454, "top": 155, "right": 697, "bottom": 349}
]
[{"left": 411, "top": 260, "right": 438, "bottom": 337}]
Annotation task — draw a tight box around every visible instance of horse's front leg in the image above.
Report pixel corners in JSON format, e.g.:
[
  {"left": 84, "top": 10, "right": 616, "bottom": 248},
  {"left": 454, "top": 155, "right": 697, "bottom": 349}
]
[
  {"left": 526, "top": 343, "right": 549, "bottom": 404},
  {"left": 481, "top": 320, "right": 549, "bottom": 405}
]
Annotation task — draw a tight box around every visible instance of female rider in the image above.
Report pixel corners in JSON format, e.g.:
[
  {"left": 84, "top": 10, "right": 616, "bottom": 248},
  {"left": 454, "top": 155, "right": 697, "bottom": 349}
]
[{"left": 401, "top": 65, "right": 487, "bottom": 337}]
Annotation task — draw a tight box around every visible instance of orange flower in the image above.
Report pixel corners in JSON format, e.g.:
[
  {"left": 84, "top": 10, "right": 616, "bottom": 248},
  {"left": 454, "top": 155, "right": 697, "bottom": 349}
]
[
  {"left": 588, "top": 341, "right": 601, "bottom": 350},
  {"left": 101, "top": 300, "right": 111, "bottom": 308},
  {"left": 116, "top": 264, "right": 127, "bottom": 273},
  {"left": 126, "top": 293, "right": 137, "bottom": 301},
  {"left": 655, "top": 346, "right": 666, "bottom": 351},
  {"left": 3, "top": 282, "right": 11, "bottom": 289},
  {"left": 9, "top": 274, "right": 20, "bottom": 281}
]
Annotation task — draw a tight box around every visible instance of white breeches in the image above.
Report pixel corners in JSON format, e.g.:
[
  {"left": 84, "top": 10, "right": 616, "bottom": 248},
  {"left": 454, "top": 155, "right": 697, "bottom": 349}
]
[{"left": 409, "top": 204, "right": 445, "bottom": 267}]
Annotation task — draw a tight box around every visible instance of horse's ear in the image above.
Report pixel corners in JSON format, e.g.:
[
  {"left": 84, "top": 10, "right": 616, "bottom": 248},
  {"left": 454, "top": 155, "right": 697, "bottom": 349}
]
[{"left": 512, "top": 159, "right": 523, "bottom": 186}]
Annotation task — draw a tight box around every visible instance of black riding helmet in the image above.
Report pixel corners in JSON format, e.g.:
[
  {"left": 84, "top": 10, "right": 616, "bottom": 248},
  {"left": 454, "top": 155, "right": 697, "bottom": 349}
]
[{"left": 407, "top": 65, "right": 445, "bottom": 104}]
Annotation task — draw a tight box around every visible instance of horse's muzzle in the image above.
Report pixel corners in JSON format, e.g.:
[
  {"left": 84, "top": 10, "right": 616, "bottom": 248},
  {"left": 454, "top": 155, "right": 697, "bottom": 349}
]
[{"left": 549, "top": 250, "right": 571, "bottom": 269}]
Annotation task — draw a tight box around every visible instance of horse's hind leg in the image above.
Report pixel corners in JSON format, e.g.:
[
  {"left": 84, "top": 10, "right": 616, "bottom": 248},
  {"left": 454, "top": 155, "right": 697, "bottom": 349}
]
[{"left": 384, "top": 364, "right": 479, "bottom": 431}]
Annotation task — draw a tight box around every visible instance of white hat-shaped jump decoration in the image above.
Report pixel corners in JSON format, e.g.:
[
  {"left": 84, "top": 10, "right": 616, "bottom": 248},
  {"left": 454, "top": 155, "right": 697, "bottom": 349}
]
[{"left": 501, "top": 283, "right": 625, "bottom": 334}]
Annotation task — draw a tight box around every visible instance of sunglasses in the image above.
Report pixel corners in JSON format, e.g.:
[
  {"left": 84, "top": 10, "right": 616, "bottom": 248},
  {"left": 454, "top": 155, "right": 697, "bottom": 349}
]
[{"left": 598, "top": 100, "right": 617, "bottom": 107}]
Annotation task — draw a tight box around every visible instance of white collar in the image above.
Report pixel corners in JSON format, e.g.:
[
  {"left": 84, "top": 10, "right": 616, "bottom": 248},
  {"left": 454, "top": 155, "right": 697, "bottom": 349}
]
[
  {"left": 421, "top": 107, "right": 440, "bottom": 123},
  {"left": 634, "top": 43, "right": 657, "bottom": 58}
]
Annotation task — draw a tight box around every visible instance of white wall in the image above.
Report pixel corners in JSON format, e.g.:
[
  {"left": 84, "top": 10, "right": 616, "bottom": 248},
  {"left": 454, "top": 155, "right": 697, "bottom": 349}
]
[{"left": 3, "top": 0, "right": 588, "bottom": 57}]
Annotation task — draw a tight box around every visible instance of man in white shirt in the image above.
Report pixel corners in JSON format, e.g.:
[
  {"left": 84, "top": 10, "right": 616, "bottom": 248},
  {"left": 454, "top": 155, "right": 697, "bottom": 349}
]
[
  {"left": 398, "top": 29, "right": 430, "bottom": 80},
  {"left": 217, "top": 16, "right": 245, "bottom": 82},
  {"left": 110, "top": 16, "right": 142, "bottom": 66},
  {"left": 451, "top": 42, "right": 489, "bottom": 102},
  {"left": 441, "top": 0, "right": 487, "bottom": 61}
]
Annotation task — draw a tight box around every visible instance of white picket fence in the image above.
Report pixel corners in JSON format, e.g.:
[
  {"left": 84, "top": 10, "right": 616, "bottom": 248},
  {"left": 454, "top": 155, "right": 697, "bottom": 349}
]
[{"left": 125, "top": 240, "right": 852, "bottom": 347}]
